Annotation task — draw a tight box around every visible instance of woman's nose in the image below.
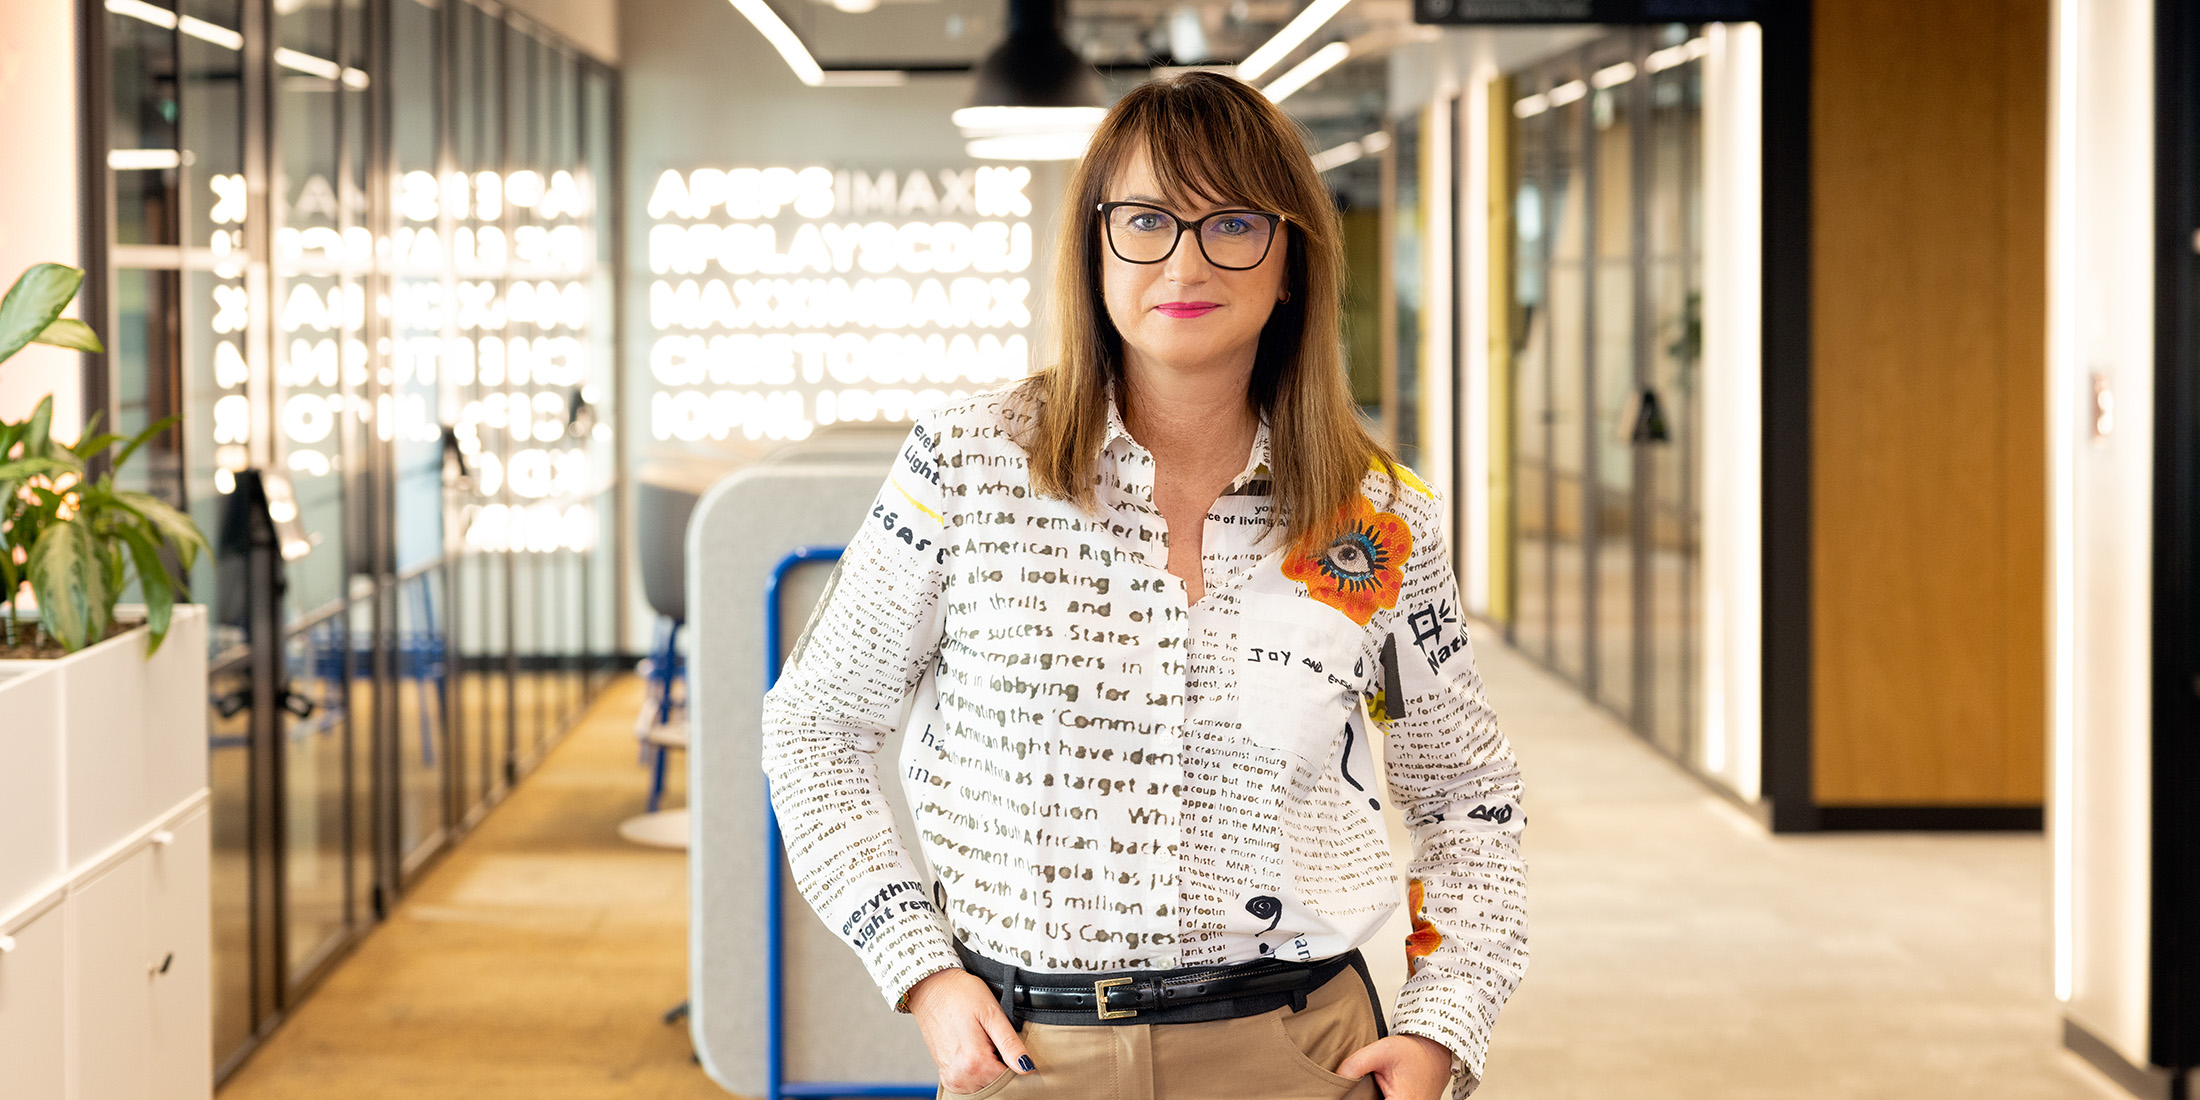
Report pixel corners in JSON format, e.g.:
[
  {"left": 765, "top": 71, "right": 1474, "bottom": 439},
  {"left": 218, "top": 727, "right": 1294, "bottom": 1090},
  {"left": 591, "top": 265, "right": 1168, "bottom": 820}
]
[{"left": 1163, "top": 228, "right": 1213, "bottom": 284}]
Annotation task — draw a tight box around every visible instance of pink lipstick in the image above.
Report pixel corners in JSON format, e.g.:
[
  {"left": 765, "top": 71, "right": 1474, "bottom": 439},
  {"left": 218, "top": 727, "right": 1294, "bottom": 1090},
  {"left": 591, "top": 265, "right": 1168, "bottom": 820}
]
[{"left": 1154, "top": 301, "right": 1219, "bottom": 318}]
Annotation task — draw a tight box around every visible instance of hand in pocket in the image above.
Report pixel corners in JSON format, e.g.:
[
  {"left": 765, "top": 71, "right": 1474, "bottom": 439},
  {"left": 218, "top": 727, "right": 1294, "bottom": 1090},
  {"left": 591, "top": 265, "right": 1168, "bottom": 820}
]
[{"left": 907, "top": 969, "right": 1034, "bottom": 1093}]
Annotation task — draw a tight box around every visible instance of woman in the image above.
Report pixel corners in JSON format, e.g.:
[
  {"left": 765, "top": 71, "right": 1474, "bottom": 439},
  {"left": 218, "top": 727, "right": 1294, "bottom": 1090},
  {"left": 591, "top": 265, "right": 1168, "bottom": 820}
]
[{"left": 763, "top": 72, "right": 1526, "bottom": 1100}]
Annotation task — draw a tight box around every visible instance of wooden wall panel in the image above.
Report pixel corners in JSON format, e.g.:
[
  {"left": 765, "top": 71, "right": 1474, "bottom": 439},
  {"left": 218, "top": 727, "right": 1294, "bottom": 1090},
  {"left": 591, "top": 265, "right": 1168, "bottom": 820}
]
[{"left": 1810, "top": 0, "right": 2049, "bottom": 805}]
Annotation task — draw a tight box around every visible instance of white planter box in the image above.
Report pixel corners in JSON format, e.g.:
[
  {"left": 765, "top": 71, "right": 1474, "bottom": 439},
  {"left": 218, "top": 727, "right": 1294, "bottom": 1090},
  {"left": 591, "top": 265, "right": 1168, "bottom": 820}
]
[{"left": 0, "top": 606, "right": 212, "bottom": 1100}]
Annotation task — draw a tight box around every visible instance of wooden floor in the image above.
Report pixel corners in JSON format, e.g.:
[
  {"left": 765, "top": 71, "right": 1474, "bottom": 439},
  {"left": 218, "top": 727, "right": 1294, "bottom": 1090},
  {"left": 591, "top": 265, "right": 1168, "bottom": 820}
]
[
  {"left": 217, "top": 674, "right": 728, "bottom": 1100},
  {"left": 217, "top": 645, "right": 2135, "bottom": 1100}
]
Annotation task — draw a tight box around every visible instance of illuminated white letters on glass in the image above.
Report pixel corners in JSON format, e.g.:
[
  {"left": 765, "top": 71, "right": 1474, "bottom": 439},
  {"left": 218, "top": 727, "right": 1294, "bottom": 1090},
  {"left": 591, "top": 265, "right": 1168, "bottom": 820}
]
[{"left": 646, "top": 165, "right": 1037, "bottom": 442}]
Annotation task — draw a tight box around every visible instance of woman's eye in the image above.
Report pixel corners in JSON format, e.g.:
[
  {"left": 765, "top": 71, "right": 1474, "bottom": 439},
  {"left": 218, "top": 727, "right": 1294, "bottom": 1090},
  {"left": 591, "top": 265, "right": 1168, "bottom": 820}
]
[
  {"left": 1214, "top": 217, "right": 1251, "bottom": 236},
  {"left": 1128, "top": 213, "right": 1166, "bottom": 232}
]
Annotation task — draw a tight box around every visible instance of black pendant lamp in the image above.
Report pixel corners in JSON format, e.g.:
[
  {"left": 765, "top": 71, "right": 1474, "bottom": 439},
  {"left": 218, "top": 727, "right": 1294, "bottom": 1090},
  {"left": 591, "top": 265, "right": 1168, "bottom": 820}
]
[
  {"left": 955, "top": 0, "right": 1108, "bottom": 160},
  {"left": 971, "top": 0, "right": 1103, "bottom": 110}
]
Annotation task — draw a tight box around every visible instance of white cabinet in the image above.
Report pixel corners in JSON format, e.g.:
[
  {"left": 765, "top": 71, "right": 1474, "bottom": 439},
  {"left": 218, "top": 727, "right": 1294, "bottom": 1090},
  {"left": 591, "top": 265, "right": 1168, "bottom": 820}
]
[
  {"left": 0, "top": 666, "right": 63, "bottom": 917},
  {"left": 0, "top": 903, "right": 67, "bottom": 1100},
  {"left": 147, "top": 812, "right": 213, "bottom": 1100},
  {"left": 0, "top": 608, "right": 212, "bottom": 1100},
  {"left": 74, "top": 852, "right": 153, "bottom": 1100},
  {"left": 66, "top": 811, "right": 213, "bottom": 1100}
]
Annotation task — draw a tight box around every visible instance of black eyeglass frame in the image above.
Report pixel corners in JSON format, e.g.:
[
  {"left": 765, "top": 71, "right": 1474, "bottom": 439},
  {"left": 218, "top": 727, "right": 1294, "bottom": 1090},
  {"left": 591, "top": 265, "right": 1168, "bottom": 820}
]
[{"left": 1094, "top": 201, "right": 1287, "bottom": 271}]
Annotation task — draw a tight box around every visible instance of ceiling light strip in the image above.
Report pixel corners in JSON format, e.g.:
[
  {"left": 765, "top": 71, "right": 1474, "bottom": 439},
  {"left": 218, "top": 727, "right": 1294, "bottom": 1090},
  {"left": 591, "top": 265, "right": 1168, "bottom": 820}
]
[
  {"left": 272, "top": 47, "right": 340, "bottom": 80},
  {"left": 1591, "top": 61, "right": 1636, "bottom": 88},
  {"left": 1237, "top": 0, "right": 1352, "bottom": 84},
  {"left": 109, "top": 149, "right": 182, "bottom": 171},
  {"left": 1310, "top": 140, "right": 1363, "bottom": 173},
  {"left": 1262, "top": 41, "right": 1349, "bottom": 105},
  {"left": 1312, "top": 129, "right": 1383, "bottom": 173},
  {"left": 105, "top": 0, "right": 176, "bottom": 30},
  {"left": 1545, "top": 79, "right": 1587, "bottom": 107},
  {"left": 728, "top": 0, "right": 825, "bottom": 87},
  {"left": 178, "top": 15, "right": 244, "bottom": 51}
]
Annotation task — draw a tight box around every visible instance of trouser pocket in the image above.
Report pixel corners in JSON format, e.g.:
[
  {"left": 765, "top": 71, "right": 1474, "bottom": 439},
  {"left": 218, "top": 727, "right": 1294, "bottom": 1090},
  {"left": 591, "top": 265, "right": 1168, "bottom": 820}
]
[{"left": 937, "top": 1067, "right": 1014, "bottom": 1099}]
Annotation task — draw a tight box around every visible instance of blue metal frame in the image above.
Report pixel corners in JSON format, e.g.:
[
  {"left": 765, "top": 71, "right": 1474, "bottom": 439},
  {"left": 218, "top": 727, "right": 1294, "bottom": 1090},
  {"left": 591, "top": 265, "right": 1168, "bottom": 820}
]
[
  {"left": 644, "top": 617, "right": 684, "bottom": 814},
  {"left": 762, "top": 546, "right": 936, "bottom": 1100}
]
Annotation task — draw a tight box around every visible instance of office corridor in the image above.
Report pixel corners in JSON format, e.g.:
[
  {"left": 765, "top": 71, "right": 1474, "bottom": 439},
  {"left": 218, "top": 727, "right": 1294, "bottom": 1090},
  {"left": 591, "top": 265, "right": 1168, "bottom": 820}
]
[
  {"left": 213, "top": 641, "right": 2124, "bottom": 1100},
  {"left": 215, "top": 675, "right": 718, "bottom": 1100}
]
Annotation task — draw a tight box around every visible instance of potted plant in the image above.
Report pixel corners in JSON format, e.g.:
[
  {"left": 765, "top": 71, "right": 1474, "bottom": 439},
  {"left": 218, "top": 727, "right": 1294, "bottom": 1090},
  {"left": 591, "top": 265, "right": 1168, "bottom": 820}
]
[
  {"left": 0, "top": 262, "right": 207, "bottom": 656},
  {"left": 0, "top": 262, "right": 216, "bottom": 1100}
]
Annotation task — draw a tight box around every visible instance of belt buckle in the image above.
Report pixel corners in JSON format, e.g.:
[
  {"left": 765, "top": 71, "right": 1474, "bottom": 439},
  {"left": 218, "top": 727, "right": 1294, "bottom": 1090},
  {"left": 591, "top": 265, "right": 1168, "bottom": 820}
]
[{"left": 1093, "top": 976, "right": 1137, "bottom": 1020}]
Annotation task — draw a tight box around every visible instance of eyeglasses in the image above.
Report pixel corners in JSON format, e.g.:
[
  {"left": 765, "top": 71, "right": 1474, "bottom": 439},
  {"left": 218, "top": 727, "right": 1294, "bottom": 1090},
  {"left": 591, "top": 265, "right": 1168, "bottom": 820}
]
[{"left": 1096, "top": 201, "right": 1285, "bottom": 271}]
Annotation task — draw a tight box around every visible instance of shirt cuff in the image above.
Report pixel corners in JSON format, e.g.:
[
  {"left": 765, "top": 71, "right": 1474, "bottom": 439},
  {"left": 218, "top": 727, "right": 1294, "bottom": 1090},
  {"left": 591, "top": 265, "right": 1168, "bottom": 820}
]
[
  {"left": 1392, "top": 984, "right": 1490, "bottom": 1094},
  {"left": 868, "top": 920, "right": 963, "bottom": 1013},
  {"left": 1393, "top": 1025, "right": 1476, "bottom": 1097}
]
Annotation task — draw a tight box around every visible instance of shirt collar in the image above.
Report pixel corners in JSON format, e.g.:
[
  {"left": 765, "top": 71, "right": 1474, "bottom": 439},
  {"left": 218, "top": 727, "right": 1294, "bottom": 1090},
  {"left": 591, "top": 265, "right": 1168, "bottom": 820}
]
[
  {"left": 1227, "top": 418, "right": 1273, "bottom": 493},
  {"left": 1102, "top": 381, "right": 1137, "bottom": 454}
]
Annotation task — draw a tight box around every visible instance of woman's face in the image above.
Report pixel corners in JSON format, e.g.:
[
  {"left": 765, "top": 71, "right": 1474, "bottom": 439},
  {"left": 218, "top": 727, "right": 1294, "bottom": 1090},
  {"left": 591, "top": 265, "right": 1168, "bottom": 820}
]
[{"left": 1099, "top": 148, "right": 1289, "bottom": 380}]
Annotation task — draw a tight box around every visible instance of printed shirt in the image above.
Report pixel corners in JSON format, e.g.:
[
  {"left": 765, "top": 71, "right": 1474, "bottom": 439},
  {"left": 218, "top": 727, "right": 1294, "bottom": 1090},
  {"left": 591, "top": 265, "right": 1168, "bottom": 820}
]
[{"left": 762, "top": 387, "right": 1527, "bottom": 1085}]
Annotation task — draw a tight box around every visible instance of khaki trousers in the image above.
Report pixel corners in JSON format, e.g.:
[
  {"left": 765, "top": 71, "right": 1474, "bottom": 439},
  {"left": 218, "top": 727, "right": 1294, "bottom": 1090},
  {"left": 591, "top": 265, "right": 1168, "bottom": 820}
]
[{"left": 940, "top": 967, "right": 1385, "bottom": 1100}]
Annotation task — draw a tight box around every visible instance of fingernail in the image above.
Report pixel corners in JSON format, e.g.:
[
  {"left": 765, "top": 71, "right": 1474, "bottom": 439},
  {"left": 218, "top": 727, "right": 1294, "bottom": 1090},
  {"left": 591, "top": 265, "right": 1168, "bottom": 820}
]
[{"left": 1018, "top": 1056, "right": 1035, "bottom": 1073}]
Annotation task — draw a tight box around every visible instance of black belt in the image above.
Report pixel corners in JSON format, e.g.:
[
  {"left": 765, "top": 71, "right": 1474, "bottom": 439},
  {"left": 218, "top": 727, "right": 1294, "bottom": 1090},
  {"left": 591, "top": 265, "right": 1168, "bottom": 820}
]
[{"left": 955, "top": 941, "right": 1376, "bottom": 1029}]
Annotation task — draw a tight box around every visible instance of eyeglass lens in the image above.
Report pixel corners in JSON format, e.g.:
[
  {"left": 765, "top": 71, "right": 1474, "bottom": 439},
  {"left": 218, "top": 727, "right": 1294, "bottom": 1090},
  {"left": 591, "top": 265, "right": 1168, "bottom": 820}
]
[{"left": 1105, "top": 205, "right": 1275, "bottom": 269}]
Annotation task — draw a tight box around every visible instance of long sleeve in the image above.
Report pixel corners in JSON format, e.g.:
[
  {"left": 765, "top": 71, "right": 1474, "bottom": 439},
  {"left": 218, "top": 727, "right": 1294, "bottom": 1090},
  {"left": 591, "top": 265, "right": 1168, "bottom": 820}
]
[
  {"left": 760, "top": 419, "right": 962, "bottom": 1010},
  {"left": 1374, "top": 491, "right": 1529, "bottom": 1094}
]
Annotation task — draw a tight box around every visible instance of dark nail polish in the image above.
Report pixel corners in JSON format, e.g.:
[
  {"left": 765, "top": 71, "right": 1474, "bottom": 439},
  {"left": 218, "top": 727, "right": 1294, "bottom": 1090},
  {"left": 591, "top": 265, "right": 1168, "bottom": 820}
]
[{"left": 1018, "top": 1056, "right": 1035, "bottom": 1073}]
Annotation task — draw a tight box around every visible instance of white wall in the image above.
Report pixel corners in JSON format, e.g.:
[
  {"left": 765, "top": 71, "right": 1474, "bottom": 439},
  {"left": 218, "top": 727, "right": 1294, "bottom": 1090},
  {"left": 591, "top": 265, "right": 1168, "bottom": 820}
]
[
  {"left": 1696, "top": 22, "right": 1763, "bottom": 802},
  {"left": 2048, "top": 0, "right": 2155, "bottom": 1068},
  {"left": 0, "top": 0, "right": 82, "bottom": 437}
]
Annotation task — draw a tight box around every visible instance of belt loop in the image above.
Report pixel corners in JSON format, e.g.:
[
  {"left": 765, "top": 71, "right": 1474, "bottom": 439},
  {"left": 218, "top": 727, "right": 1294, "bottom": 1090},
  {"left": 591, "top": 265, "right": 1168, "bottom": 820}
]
[
  {"left": 1288, "top": 987, "right": 1308, "bottom": 1013},
  {"left": 999, "top": 964, "right": 1022, "bottom": 1030}
]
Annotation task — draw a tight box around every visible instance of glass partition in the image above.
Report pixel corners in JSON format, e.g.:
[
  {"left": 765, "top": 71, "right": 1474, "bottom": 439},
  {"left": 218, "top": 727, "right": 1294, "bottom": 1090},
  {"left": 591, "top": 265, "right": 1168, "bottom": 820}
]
[
  {"left": 389, "top": 0, "right": 450, "bottom": 875},
  {"left": 1507, "top": 26, "right": 1702, "bottom": 759},
  {"left": 1645, "top": 33, "right": 1702, "bottom": 759},
  {"left": 1590, "top": 35, "right": 1637, "bottom": 716},
  {"left": 1390, "top": 115, "right": 1424, "bottom": 469},
  {"left": 86, "top": 0, "right": 621, "bottom": 1080}
]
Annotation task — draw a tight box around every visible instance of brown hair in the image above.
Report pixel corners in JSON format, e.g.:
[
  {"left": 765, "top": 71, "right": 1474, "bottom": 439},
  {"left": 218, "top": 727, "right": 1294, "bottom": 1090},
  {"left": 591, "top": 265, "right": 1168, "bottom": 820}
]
[{"left": 1015, "top": 70, "right": 1393, "bottom": 551}]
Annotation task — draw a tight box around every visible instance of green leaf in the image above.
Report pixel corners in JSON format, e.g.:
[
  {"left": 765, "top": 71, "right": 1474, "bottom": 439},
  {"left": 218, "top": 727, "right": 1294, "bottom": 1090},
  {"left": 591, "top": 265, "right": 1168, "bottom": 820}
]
[
  {"left": 0, "top": 265, "right": 85, "bottom": 365},
  {"left": 116, "top": 522, "right": 175, "bottom": 655},
  {"left": 28, "top": 520, "right": 109, "bottom": 652},
  {"left": 32, "top": 317, "right": 102, "bottom": 354},
  {"left": 24, "top": 394, "right": 53, "bottom": 457},
  {"left": 112, "top": 414, "right": 180, "bottom": 473},
  {"left": 69, "top": 432, "right": 123, "bottom": 463},
  {"left": 115, "top": 488, "right": 207, "bottom": 572},
  {"left": 0, "top": 455, "right": 69, "bottom": 482},
  {"left": 104, "top": 540, "right": 126, "bottom": 604}
]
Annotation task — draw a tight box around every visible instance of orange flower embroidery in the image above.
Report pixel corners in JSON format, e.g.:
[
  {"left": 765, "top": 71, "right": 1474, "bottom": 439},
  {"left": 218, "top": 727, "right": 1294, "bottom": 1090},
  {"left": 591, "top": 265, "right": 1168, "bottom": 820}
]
[
  {"left": 1405, "top": 878, "right": 1443, "bottom": 975},
  {"left": 1281, "top": 495, "right": 1412, "bottom": 625}
]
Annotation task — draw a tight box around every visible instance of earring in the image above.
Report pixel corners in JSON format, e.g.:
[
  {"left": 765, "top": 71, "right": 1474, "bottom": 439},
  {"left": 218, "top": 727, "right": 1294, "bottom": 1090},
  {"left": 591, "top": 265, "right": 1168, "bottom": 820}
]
[{"left": 1278, "top": 289, "right": 1292, "bottom": 303}]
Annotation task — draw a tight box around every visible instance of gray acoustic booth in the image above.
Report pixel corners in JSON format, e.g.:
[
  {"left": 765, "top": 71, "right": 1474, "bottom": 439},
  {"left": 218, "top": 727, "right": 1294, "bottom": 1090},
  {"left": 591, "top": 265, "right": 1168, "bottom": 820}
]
[{"left": 684, "top": 426, "right": 940, "bottom": 1098}]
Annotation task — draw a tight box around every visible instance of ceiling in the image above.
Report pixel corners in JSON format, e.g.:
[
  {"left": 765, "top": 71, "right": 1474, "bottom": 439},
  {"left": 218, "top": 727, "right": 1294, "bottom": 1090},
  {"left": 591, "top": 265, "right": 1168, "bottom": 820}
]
[
  {"left": 761, "top": 0, "right": 1606, "bottom": 205},
  {"left": 772, "top": 0, "right": 1416, "bottom": 71}
]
